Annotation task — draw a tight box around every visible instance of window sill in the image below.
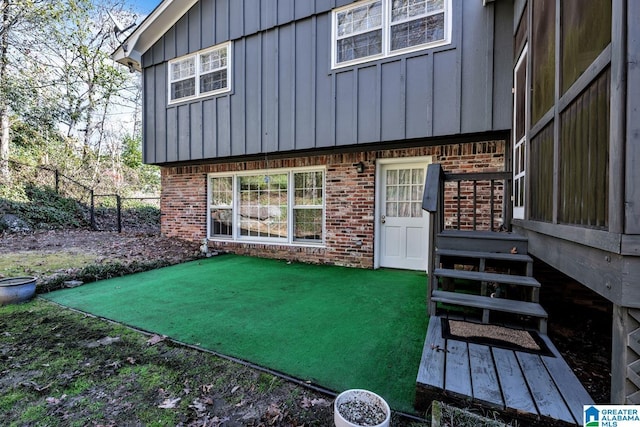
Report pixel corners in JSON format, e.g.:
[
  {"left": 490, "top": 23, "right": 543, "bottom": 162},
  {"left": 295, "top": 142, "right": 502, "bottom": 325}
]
[{"left": 208, "top": 238, "right": 326, "bottom": 249}]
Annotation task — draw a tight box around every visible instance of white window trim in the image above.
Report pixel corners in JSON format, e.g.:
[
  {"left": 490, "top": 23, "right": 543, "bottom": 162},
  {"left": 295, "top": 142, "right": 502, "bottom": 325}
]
[
  {"left": 331, "top": 0, "right": 452, "bottom": 69},
  {"left": 207, "top": 167, "right": 326, "bottom": 247},
  {"left": 168, "top": 42, "right": 232, "bottom": 105}
]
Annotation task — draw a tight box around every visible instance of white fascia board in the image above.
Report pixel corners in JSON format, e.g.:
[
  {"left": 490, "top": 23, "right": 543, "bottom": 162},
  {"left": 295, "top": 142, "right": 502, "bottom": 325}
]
[{"left": 111, "top": 0, "right": 199, "bottom": 72}]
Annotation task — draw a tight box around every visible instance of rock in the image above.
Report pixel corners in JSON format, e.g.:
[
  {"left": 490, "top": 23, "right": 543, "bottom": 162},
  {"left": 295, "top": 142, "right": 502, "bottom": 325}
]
[
  {"left": 0, "top": 214, "right": 31, "bottom": 233},
  {"left": 63, "top": 280, "right": 84, "bottom": 288}
]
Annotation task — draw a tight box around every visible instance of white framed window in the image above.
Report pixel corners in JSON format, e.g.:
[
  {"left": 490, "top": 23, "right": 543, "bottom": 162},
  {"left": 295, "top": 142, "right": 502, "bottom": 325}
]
[
  {"left": 208, "top": 168, "right": 325, "bottom": 245},
  {"left": 168, "top": 42, "right": 231, "bottom": 104},
  {"left": 332, "top": 0, "right": 451, "bottom": 69}
]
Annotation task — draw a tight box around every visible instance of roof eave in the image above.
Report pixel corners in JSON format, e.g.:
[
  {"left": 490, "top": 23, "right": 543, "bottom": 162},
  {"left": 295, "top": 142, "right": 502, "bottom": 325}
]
[{"left": 111, "top": 0, "right": 199, "bottom": 72}]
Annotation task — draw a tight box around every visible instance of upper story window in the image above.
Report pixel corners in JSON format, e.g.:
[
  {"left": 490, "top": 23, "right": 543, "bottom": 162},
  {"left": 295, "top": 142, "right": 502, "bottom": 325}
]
[
  {"left": 332, "top": 0, "right": 450, "bottom": 68},
  {"left": 168, "top": 42, "right": 231, "bottom": 104}
]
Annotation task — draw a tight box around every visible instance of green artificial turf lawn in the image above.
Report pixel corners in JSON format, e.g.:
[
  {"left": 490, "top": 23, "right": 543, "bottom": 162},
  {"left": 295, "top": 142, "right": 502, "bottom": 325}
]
[{"left": 43, "top": 254, "right": 428, "bottom": 413}]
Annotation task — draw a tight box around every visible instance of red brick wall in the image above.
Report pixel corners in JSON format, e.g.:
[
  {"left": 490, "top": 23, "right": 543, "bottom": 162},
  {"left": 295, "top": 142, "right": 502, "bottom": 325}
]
[{"left": 160, "top": 140, "right": 505, "bottom": 268}]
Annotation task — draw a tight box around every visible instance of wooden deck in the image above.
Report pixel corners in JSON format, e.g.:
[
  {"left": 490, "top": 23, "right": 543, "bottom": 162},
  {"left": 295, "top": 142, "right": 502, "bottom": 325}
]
[{"left": 415, "top": 316, "right": 594, "bottom": 426}]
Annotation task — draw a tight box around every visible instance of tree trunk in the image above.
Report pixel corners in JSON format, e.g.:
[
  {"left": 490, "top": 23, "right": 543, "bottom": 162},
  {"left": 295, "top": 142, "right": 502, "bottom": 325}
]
[
  {"left": 0, "top": 0, "right": 10, "bottom": 179},
  {"left": 0, "top": 106, "right": 8, "bottom": 179}
]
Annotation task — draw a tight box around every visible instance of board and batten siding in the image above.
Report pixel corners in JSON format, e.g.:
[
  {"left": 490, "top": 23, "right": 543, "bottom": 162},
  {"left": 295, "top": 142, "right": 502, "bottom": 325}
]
[{"left": 141, "top": 0, "right": 513, "bottom": 164}]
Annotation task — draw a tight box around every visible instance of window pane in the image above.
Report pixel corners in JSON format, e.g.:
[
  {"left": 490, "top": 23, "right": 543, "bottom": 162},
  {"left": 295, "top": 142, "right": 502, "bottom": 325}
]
[
  {"left": 211, "top": 208, "right": 232, "bottom": 236},
  {"left": 411, "top": 184, "right": 422, "bottom": 201},
  {"left": 239, "top": 174, "right": 288, "bottom": 239},
  {"left": 531, "top": 0, "right": 555, "bottom": 124},
  {"left": 171, "top": 78, "right": 195, "bottom": 100},
  {"left": 201, "top": 47, "right": 227, "bottom": 73},
  {"left": 211, "top": 176, "right": 233, "bottom": 206},
  {"left": 386, "top": 185, "right": 397, "bottom": 202},
  {"left": 386, "top": 169, "right": 398, "bottom": 185},
  {"left": 412, "top": 168, "right": 424, "bottom": 184},
  {"left": 201, "top": 69, "right": 227, "bottom": 93},
  {"left": 561, "top": 0, "right": 611, "bottom": 93},
  {"left": 412, "top": 202, "right": 422, "bottom": 217},
  {"left": 294, "top": 209, "right": 323, "bottom": 242},
  {"left": 399, "top": 169, "right": 410, "bottom": 184},
  {"left": 427, "top": 0, "right": 444, "bottom": 13},
  {"left": 399, "top": 202, "right": 411, "bottom": 217},
  {"left": 386, "top": 202, "right": 397, "bottom": 217},
  {"left": 337, "top": 1, "right": 382, "bottom": 37},
  {"left": 337, "top": 30, "right": 382, "bottom": 63},
  {"left": 171, "top": 58, "right": 195, "bottom": 81},
  {"left": 294, "top": 171, "right": 324, "bottom": 206}
]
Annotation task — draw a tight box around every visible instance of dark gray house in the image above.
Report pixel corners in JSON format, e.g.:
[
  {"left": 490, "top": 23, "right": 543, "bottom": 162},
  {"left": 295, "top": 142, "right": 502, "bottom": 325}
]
[{"left": 113, "top": 0, "right": 640, "bottom": 415}]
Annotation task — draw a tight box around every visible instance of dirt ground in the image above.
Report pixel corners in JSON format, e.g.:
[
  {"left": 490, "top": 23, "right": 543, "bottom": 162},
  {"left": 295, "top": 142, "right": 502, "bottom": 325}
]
[
  {"left": 0, "top": 228, "right": 611, "bottom": 426},
  {"left": 0, "top": 228, "right": 199, "bottom": 270},
  {"left": 0, "top": 229, "right": 429, "bottom": 426}
]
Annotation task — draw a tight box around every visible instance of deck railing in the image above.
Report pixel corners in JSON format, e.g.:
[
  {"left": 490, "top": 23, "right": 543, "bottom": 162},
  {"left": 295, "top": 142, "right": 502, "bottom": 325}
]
[
  {"left": 443, "top": 171, "right": 512, "bottom": 232},
  {"left": 423, "top": 164, "right": 512, "bottom": 287},
  {"left": 423, "top": 165, "right": 512, "bottom": 231}
]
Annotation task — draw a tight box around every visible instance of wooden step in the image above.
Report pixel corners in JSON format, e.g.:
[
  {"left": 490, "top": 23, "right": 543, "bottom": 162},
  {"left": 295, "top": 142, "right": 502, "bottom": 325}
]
[
  {"left": 436, "top": 248, "right": 533, "bottom": 263},
  {"left": 437, "top": 230, "right": 528, "bottom": 254},
  {"left": 434, "top": 268, "right": 541, "bottom": 288},
  {"left": 430, "top": 290, "right": 548, "bottom": 333},
  {"left": 431, "top": 290, "right": 547, "bottom": 317}
]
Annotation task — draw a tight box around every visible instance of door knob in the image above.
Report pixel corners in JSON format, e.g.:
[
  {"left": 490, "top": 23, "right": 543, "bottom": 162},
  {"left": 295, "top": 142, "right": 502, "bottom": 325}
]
[{"left": 381, "top": 215, "right": 386, "bottom": 224}]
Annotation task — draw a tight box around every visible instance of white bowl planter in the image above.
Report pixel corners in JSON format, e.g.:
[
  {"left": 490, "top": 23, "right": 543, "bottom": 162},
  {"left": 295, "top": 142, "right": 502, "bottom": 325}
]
[
  {"left": 0, "top": 277, "right": 36, "bottom": 305},
  {"left": 334, "top": 389, "right": 391, "bottom": 427}
]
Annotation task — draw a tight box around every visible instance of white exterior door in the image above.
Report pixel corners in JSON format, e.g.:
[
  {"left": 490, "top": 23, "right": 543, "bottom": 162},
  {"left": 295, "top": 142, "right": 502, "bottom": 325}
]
[{"left": 378, "top": 162, "right": 430, "bottom": 271}]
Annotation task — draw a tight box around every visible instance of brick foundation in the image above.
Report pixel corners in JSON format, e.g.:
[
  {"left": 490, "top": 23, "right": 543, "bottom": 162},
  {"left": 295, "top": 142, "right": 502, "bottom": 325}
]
[{"left": 160, "top": 140, "right": 505, "bottom": 268}]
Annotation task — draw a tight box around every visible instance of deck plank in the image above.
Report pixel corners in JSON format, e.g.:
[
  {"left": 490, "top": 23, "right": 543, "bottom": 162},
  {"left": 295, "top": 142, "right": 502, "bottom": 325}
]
[
  {"left": 539, "top": 335, "right": 593, "bottom": 424},
  {"left": 468, "top": 343, "right": 504, "bottom": 408},
  {"left": 517, "top": 352, "right": 574, "bottom": 424},
  {"left": 445, "top": 339, "right": 472, "bottom": 398},
  {"left": 415, "top": 316, "right": 592, "bottom": 425},
  {"left": 436, "top": 248, "right": 534, "bottom": 263},
  {"left": 492, "top": 347, "right": 537, "bottom": 415},
  {"left": 434, "top": 268, "right": 541, "bottom": 287},
  {"left": 417, "top": 316, "right": 446, "bottom": 389},
  {"left": 431, "top": 290, "right": 548, "bottom": 317}
]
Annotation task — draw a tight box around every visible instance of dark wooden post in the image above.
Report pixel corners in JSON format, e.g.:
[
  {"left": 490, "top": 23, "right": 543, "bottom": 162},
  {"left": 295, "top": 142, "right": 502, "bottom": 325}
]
[
  {"left": 55, "top": 169, "right": 59, "bottom": 194},
  {"left": 116, "top": 195, "right": 122, "bottom": 233},
  {"left": 423, "top": 163, "right": 443, "bottom": 316},
  {"left": 90, "top": 190, "right": 96, "bottom": 230}
]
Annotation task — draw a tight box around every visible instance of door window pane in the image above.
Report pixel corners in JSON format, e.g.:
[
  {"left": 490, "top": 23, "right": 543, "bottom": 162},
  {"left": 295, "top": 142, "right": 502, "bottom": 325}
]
[{"left": 385, "top": 167, "right": 424, "bottom": 218}]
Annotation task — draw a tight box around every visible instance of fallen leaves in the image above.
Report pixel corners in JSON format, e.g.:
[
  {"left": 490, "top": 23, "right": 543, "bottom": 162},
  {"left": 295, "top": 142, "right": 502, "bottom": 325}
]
[
  {"left": 21, "top": 380, "right": 53, "bottom": 392},
  {"left": 157, "top": 397, "right": 181, "bottom": 409},
  {"left": 46, "top": 394, "right": 67, "bottom": 405},
  {"left": 86, "top": 336, "right": 120, "bottom": 348},
  {"left": 300, "top": 396, "right": 330, "bottom": 409},
  {"left": 264, "top": 402, "right": 285, "bottom": 424},
  {"left": 146, "top": 334, "right": 167, "bottom": 346}
]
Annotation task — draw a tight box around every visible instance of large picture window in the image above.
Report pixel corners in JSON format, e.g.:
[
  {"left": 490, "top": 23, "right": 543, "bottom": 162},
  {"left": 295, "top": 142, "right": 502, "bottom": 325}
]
[
  {"left": 332, "top": 0, "right": 450, "bottom": 68},
  {"left": 208, "top": 169, "right": 325, "bottom": 245},
  {"left": 168, "top": 42, "right": 231, "bottom": 103}
]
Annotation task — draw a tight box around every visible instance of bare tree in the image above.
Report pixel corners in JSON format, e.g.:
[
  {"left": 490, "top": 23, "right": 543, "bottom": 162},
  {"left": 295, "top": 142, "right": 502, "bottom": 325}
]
[{"left": 0, "top": 0, "right": 141, "bottom": 188}]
